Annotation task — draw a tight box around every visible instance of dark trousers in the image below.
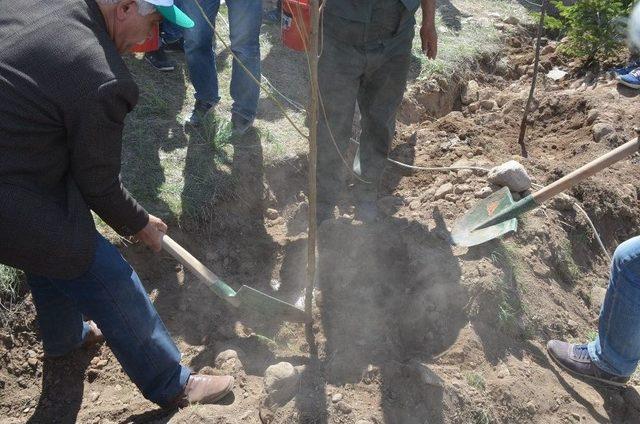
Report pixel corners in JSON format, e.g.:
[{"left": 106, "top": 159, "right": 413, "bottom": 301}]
[{"left": 316, "top": 9, "right": 414, "bottom": 210}]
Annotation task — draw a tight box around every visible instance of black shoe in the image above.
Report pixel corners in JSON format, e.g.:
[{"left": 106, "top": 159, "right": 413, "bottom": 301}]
[
  {"left": 231, "top": 113, "right": 254, "bottom": 135},
  {"left": 162, "top": 37, "right": 185, "bottom": 52},
  {"left": 547, "top": 340, "right": 630, "bottom": 387},
  {"left": 144, "top": 47, "right": 175, "bottom": 72},
  {"left": 187, "top": 100, "right": 216, "bottom": 127}
]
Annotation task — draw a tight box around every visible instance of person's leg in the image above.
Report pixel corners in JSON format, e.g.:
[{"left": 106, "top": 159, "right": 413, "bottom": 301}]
[
  {"left": 588, "top": 236, "right": 640, "bottom": 377},
  {"left": 161, "top": 20, "right": 183, "bottom": 45},
  {"left": 177, "top": 0, "right": 221, "bottom": 106},
  {"left": 354, "top": 29, "right": 413, "bottom": 216},
  {"left": 49, "top": 234, "right": 190, "bottom": 406},
  {"left": 27, "top": 276, "right": 91, "bottom": 357},
  {"left": 316, "top": 18, "right": 366, "bottom": 222},
  {"left": 226, "top": 0, "right": 262, "bottom": 126}
]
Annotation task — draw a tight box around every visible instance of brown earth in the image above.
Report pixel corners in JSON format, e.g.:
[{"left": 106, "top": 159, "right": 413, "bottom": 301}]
[{"left": 2, "top": 23, "right": 640, "bottom": 424}]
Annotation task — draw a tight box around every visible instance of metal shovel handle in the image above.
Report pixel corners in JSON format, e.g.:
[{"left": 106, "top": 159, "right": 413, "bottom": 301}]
[
  {"left": 533, "top": 137, "right": 640, "bottom": 204},
  {"left": 161, "top": 235, "right": 240, "bottom": 307}
]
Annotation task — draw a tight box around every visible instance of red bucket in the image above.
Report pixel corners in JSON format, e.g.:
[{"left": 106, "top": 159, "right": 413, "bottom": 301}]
[
  {"left": 282, "top": 0, "right": 310, "bottom": 51},
  {"left": 130, "top": 23, "right": 160, "bottom": 53}
]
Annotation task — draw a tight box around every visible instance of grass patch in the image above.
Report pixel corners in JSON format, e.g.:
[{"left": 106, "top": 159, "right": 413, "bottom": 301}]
[
  {"left": 490, "top": 243, "right": 528, "bottom": 336},
  {"left": 556, "top": 239, "right": 581, "bottom": 283},
  {"left": 466, "top": 372, "right": 486, "bottom": 391},
  {"left": 472, "top": 409, "right": 494, "bottom": 424},
  {"left": 0, "top": 265, "right": 23, "bottom": 304}
]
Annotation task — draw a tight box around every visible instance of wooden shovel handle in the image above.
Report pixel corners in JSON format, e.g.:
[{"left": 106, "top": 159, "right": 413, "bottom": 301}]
[
  {"left": 161, "top": 235, "right": 239, "bottom": 304},
  {"left": 533, "top": 137, "right": 639, "bottom": 204}
]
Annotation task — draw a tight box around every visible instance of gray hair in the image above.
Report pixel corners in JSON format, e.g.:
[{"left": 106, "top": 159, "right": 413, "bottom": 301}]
[{"left": 96, "top": 0, "right": 156, "bottom": 16}]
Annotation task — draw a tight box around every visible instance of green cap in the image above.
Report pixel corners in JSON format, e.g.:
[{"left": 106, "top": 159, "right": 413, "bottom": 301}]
[{"left": 146, "top": 1, "right": 195, "bottom": 29}]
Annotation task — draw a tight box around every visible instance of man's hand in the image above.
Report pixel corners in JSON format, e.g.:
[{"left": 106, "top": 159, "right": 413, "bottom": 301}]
[
  {"left": 420, "top": 23, "right": 438, "bottom": 59},
  {"left": 135, "top": 214, "right": 167, "bottom": 252}
]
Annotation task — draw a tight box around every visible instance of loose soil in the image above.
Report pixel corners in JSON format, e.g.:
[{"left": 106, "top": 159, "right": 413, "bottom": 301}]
[{"left": 2, "top": 21, "right": 640, "bottom": 424}]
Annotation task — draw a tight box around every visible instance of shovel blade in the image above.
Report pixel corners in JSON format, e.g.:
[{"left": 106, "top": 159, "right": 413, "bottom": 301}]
[
  {"left": 236, "top": 285, "right": 310, "bottom": 323},
  {"left": 451, "top": 187, "right": 518, "bottom": 247}
]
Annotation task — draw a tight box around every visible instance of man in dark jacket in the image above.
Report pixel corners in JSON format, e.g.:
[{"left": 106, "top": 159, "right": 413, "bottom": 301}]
[
  {"left": 317, "top": 0, "right": 437, "bottom": 222},
  {"left": 0, "top": 0, "right": 233, "bottom": 408}
]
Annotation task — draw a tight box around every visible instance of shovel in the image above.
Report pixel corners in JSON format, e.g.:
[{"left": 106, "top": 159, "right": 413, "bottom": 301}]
[
  {"left": 161, "top": 235, "right": 309, "bottom": 323},
  {"left": 452, "top": 137, "right": 639, "bottom": 247}
]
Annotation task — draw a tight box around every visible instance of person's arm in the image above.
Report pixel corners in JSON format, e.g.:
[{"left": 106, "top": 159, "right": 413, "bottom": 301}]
[
  {"left": 420, "top": 0, "right": 437, "bottom": 59},
  {"left": 67, "top": 79, "right": 166, "bottom": 251}
]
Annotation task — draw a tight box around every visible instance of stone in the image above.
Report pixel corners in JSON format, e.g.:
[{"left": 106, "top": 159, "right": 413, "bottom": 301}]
[
  {"left": 586, "top": 109, "right": 599, "bottom": 125},
  {"left": 27, "top": 358, "right": 37, "bottom": 367},
  {"left": 264, "top": 362, "right": 303, "bottom": 406},
  {"left": 550, "top": 193, "right": 575, "bottom": 211},
  {"left": 547, "top": 67, "right": 568, "bottom": 82},
  {"left": 215, "top": 349, "right": 244, "bottom": 374},
  {"left": 487, "top": 160, "right": 532, "bottom": 192},
  {"left": 475, "top": 187, "right": 493, "bottom": 198},
  {"left": 480, "top": 100, "right": 497, "bottom": 111},
  {"left": 526, "top": 401, "right": 536, "bottom": 414},
  {"left": 265, "top": 208, "right": 279, "bottom": 220},
  {"left": 592, "top": 123, "right": 614, "bottom": 143},
  {"left": 461, "top": 80, "right": 480, "bottom": 105},
  {"left": 497, "top": 364, "right": 510, "bottom": 379},
  {"left": 468, "top": 102, "right": 481, "bottom": 113},
  {"left": 454, "top": 184, "right": 472, "bottom": 194},
  {"left": 444, "top": 194, "right": 458, "bottom": 203},
  {"left": 95, "top": 359, "right": 108, "bottom": 369},
  {"left": 457, "top": 169, "right": 473, "bottom": 181},
  {"left": 435, "top": 183, "right": 454, "bottom": 199},
  {"left": 335, "top": 401, "right": 353, "bottom": 414},
  {"left": 541, "top": 44, "right": 555, "bottom": 55},
  {"left": 504, "top": 16, "right": 520, "bottom": 25},
  {"left": 409, "top": 200, "right": 421, "bottom": 211},
  {"left": 90, "top": 391, "right": 101, "bottom": 402},
  {"left": 331, "top": 393, "right": 343, "bottom": 403}
]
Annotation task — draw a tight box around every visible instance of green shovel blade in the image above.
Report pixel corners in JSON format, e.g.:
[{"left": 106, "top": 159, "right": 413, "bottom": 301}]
[
  {"left": 451, "top": 187, "right": 519, "bottom": 247},
  {"left": 235, "top": 285, "right": 310, "bottom": 323}
]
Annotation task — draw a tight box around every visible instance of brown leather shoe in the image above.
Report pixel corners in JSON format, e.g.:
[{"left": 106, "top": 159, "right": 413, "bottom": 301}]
[
  {"left": 172, "top": 374, "right": 235, "bottom": 407},
  {"left": 82, "top": 320, "right": 104, "bottom": 349}
]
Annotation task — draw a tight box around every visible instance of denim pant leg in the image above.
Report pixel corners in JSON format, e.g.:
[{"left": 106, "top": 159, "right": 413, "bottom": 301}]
[
  {"left": 32, "top": 234, "right": 190, "bottom": 406},
  {"left": 161, "top": 20, "right": 183, "bottom": 44},
  {"left": 178, "top": 0, "right": 221, "bottom": 105},
  {"left": 588, "top": 236, "right": 640, "bottom": 377},
  {"left": 226, "top": 0, "right": 262, "bottom": 120},
  {"left": 27, "top": 277, "right": 91, "bottom": 357}
]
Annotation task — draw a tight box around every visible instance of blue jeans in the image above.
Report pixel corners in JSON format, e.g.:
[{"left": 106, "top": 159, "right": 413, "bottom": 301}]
[
  {"left": 588, "top": 236, "right": 640, "bottom": 377},
  {"left": 176, "top": 0, "right": 262, "bottom": 120},
  {"left": 27, "top": 234, "right": 191, "bottom": 406}
]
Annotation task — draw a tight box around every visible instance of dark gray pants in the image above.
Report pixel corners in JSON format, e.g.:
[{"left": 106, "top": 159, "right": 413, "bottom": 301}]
[{"left": 317, "top": 9, "right": 414, "bottom": 209}]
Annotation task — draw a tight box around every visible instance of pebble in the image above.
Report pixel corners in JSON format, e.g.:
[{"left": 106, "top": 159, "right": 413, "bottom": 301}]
[
  {"left": 526, "top": 401, "right": 536, "bottom": 414},
  {"left": 95, "top": 359, "right": 108, "bottom": 369},
  {"left": 331, "top": 393, "right": 343, "bottom": 403},
  {"left": 90, "top": 391, "right": 101, "bottom": 402},
  {"left": 435, "top": 183, "right": 454, "bottom": 199},
  {"left": 475, "top": 187, "right": 493, "bottom": 198},
  {"left": 27, "top": 358, "right": 38, "bottom": 367},
  {"left": 264, "top": 362, "right": 303, "bottom": 405},
  {"left": 480, "top": 100, "right": 497, "bottom": 111},
  {"left": 497, "top": 364, "right": 510, "bottom": 379},
  {"left": 592, "top": 122, "right": 614, "bottom": 143},
  {"left": 444, "top": 194, "right": 458, "bottom": 202},
  {"left": 547, "top": 67, "right": 568, "bottom": 81},
  {"left": 335, "top": 401, "right": 353, "bottom": 414},
  {"left": 461, "top": 80, "right": 480, "bottom": 105},
  {"left": 265, "top": 208, "right": 279, "bottom": 220},
  {"left": 409, "top": 200, "right": 421, "bottom": 211},
  {"left": 457, "top": 169, "right": 473, "bottom": 181},
  {"left": 454, "top": 184, "right": 472, "bottom": 194},
  {"left": 468, "top": 102, "right": 481, "bottom": 113}
]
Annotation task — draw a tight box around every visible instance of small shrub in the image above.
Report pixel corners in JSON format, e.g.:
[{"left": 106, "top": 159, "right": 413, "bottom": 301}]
[
  {"left": 466, "top": 372, "right": 486, "bottom": 391},
  {"left": 545, "top": 0, "right": 633, "bottom": 63},
  {"left": 0, "top": 264, "right": 23, "bottom": 303}
]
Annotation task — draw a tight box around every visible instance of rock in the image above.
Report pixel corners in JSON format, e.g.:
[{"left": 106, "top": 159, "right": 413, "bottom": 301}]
[
  {"left": 592, "top": 123, "right": 614, "bottom": 143},
  {"left": 550, "top": 193, "right": 575, "bottom": 211},
  {"left": 331, "top": 393, "right": 343, "bottom": 403},
  {"left": 586, "top": 109, "right": 599, "bottom": 125},
  {"left": 547, "top": 67, "right": 568, "bottom": 82},
  {"left": 335, "top": 401, "right": 353, "bottom": 414},
  {"left": 504, "top": 16, "right": 520, "bottom": 25},
  {"left": 435, "top": 183, "right": 454, "bottom": 199},
  {"left": 454, "top": 184, "right": 472, "bottom": 194},
  {"left": 265, "top": 208, "right": 279, "bottom": 220},
  {"left": 264, "top": 362, "right": 303, "bottom": 406},
  {"left": 26, "top": 350, "right": 36, "bottom": 358},
  {"left": 457, "top": 169, "right": 473, "bottom": 181},
  {"left": 475, "top": 187, "right": 493, "bottom": 198},
  {"left": 444, "top": 194, "right": 458, "bottom": 202},
  {"left": 526, "top": 401, "right": 537, "bottom": 414},
  {"left": 27, "top": 358, "right": 37, "bottom": 367},
  {"left": 215, "top": 349, "right": 244, "bottom": 374},
  {"left": 90, "top": 391, "right": 101, "bottom": 402},
  {"left": 497, "top": 364, "right": 510, "bottom": 379},
  {"left": 94, "top": 359, "right": 108, "bottom": 369},
  {"left": 487, "top": 160, "right": 532, "bottom": 192},
  {"left": 480, "top": 100, "right": 497, "bottom": 111},
  {"left": 409, "top": 200, "right": 421, "bottom": 211},
  {"left": 468, "top": 102, "right": 481, "bottom": 113},
  {"left": 461, "top": 80, "right": 480, "bottom": 105},
  {"left": 541, "top": 44, "right": 555, "bottom": 55}
]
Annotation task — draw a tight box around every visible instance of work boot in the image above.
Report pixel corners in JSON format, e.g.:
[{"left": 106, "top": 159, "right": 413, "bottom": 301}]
[
  {"left": 144, "top": 46, "right": 176, "bottom": 72},
  {"left": 547, "top": 340, "right": 630, "bottom": 387},
  {"left": 187, "top": 100, "right": 216, "bottom": 127},
  {"left": 231, "top": 113, "right": 254, "bottom": 136},
  {"left": 82, "top": 320, "right": 104, "bottom": 349},
  {"left": 170, "top": 374, "right": 235, "bottom": 408}
]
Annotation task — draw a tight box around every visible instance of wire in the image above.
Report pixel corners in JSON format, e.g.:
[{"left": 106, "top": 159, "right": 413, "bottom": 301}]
[{"left": 387, "top": 158, "right": 490, "bottom": 173}]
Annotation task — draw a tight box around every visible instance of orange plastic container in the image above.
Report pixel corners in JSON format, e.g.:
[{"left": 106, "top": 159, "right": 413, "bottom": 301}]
[
  {"left": 282, "top": 0, "right": 310, "bottom": 51},
  {"left": 131, "top": 23, "right": 160, "bottom": 53}
]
